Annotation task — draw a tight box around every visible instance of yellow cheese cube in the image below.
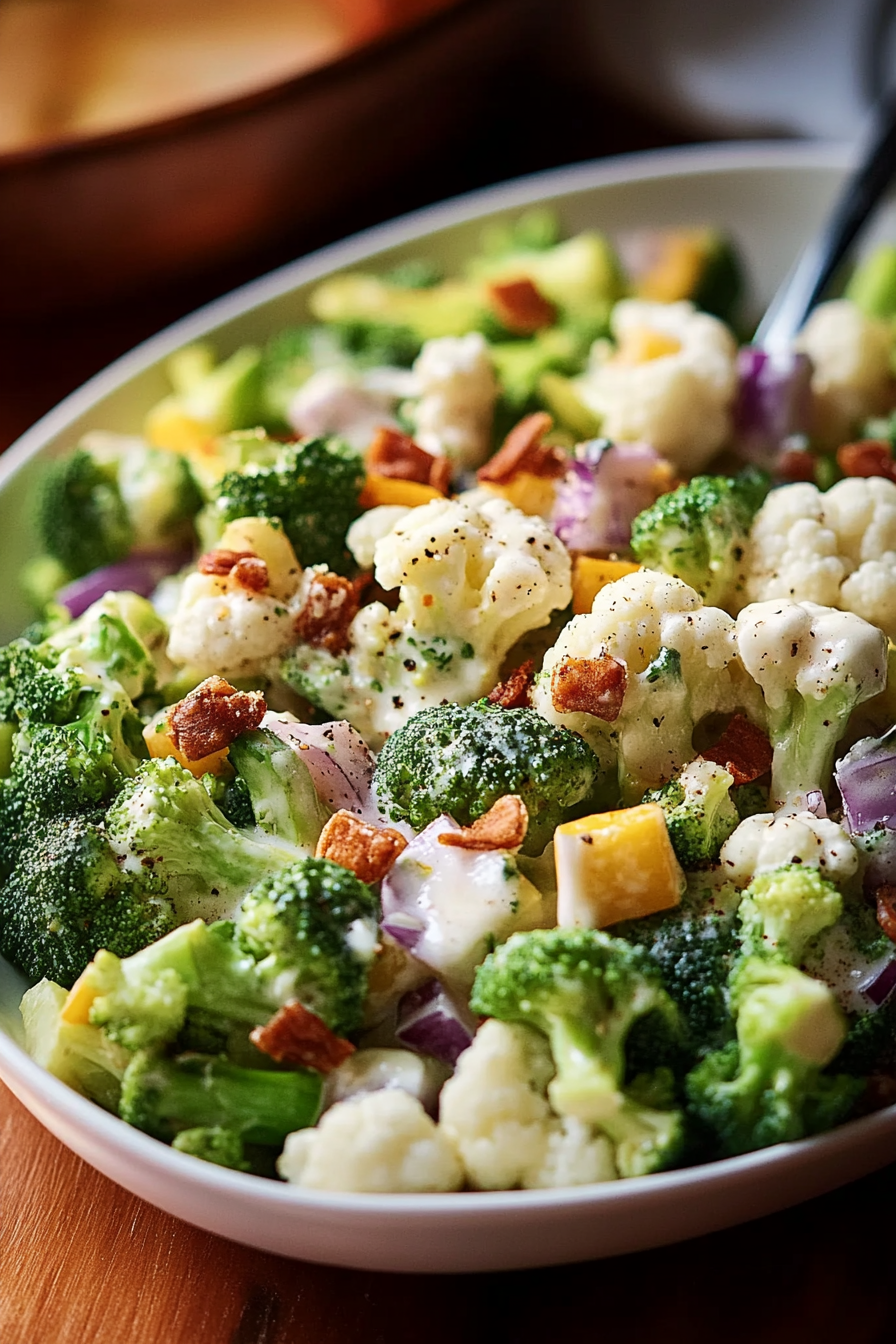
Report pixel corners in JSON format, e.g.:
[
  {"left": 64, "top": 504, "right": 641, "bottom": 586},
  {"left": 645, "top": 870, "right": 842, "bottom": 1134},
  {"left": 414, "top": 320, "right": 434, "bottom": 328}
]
[
  {"left": 218, "top": 516, "right": 301, "bottom": 600},
  {"left": 479, "top": 471, "right": 557, "bottom": 519},
  {"left": 358, "top": 474, "right": 443, "bottom": 509},
  {"left": 144, "top": 399, "right": 215, "bottom": 456},
  {"left": 614, "top": 327, "right": 682, "bottom": 365},
  {"left": 60, "top": 971, "right": 96, "bottom": 1025},
  {"left": 554, "top": 803, "right": 684, "bottom": 928},
  {"left": 572, "top": 557, "right": 641, "bottom": 613}
]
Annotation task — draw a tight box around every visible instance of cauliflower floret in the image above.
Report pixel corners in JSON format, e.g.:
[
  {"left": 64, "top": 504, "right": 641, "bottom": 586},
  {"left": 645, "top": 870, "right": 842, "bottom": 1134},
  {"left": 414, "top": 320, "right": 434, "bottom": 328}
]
[
  {"left": 573, "top": 299, "right": 737, "bottom": 473},
  {"left": 277, "top": 1089, "right": 463, "bottom": 1193},
  {"left": 734, "top": 599, "right": 887, "bottom": 808},
  {"left": 795, "top": 298, "right": 895, "bottom": 444},
  {"left": 719, "top": 812, "right": 859, "bottom": 888},
  {"left": 166, "top": 570, "right": 295, "bottom": 678},
  {"left": 287, "top": 366, "right": 401, "bottom": 451},
  {"left": 533, "top": 569, "right": 761, "bottom": 803},
  {"left": 409, "top": 333, "right": 498, "bottom": 470},
  {"left": 283, "top": 495, "right": 572, "bottom": 746},
  {"left": 438, "top": 1019, "right": 616, "bottom": 1190},
  {"left": 744, "top": 476, "right": 896, "bottom": 638},
  {"left": 346, "top": 505, "right": 412, "bottom": 569}
]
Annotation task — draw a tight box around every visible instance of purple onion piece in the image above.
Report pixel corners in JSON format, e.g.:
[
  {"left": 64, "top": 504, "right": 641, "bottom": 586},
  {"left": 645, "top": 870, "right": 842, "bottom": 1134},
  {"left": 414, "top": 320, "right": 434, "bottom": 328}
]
[
  {"left": 396, "top": 978, "right": 475, "bottom": 1067},
  {"left": 732, "top": 346, "right": 813, "bottom": 468},
  {"left": 551, "top": 439, "right": 668, "bottom": 552},
  {"left": 805, "top": 790, "right": 827, "bottom": 819},
  {"left": 834, "top": 735, "right": 896, "bottom": 834},
  {"left": 380, "top": 914, "right": 425, "bottom": 952},
  {"left": 56, "top": 549, "right": 191, "bottom": 617},
  {"left": 262, "top": 714, "right": 396, "bottom": 826},
  {"left": 860, "top": 958, "right": 896, "bottom": 1007}
]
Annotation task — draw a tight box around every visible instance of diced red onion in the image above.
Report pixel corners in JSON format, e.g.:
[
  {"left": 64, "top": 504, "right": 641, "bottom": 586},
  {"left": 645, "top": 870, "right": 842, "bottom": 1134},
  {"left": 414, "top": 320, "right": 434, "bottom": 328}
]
[
  {"left": 262, "top": 713, "right": 398, "bottom": 827},
  {"left": 380, "top": 912, "right": 425, "bottom": 952},
  {"left": 834, "top": 735, "right": 896, "bottom": 834},
  {"left": 732, "top": 346, "right": 813, "bottom": 468},
  {"left": 805, "top": 790, "right": 827, "bottom": 819},
  {"left": 56, "top": 549, "right": 191, "bottom": 617},
  {"left": 550, "top": 439, "right": 668, "bottom": 552},
  {"left": 859, "top": 958, "right": 896, "bottom": 1007},
  {"left": 396, "top": 979, "right": 475, "bottom": 1067}
]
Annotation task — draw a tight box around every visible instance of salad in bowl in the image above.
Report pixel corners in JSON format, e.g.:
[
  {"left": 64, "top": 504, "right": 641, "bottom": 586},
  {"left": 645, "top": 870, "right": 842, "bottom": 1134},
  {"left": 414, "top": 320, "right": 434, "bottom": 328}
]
[{"left": 7, "top": 194, "right": 896, "bottom": 1202}]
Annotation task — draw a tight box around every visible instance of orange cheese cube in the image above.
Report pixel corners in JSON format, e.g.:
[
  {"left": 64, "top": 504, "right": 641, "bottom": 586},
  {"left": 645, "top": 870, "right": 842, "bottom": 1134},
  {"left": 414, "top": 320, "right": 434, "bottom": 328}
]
[
  {"left": 479, "top": 470, "right": 557, "bottom": 519},
  {"left": 572, "top": 557, "right": 641, "bottom": 613},
  {"left": 554, "top": 803, "right": 684, "bottom": 928},
  {"left": 358, "top": 474, "right": 442, "bottom": 509},
  {"left": 143, "top": 717, "right": 230, "bottom": 778}
]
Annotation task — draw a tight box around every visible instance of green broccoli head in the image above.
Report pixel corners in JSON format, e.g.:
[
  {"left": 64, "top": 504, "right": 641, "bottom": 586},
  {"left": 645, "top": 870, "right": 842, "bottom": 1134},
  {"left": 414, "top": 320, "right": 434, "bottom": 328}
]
[
  {"left": 685, "top": 956, "right": 859, "bottom": 1156},
  {"left": 374, "top": 700, "right": 600, "bottom": 856},
  {"left": 471, "top": 927, "right": 685, "bottom": 1175},
  {"left": 737, "top": 864, "right": 843, "bottom": 966},
  {"left": 0, "top": 812, "right": 176, "bottom": 987},
  {"left": 236, "top": 857, "right": 379, "bottom": 1036},
  {"left": 211, "top": 435, "right": 365, "bottom": 573},
  {"left": 171, "top": 1126, "right": 251, "bottom": 1171},
  {"left": 0, "top": 639, "right": 85, "bottom": 726},
  {"left": 42, "top": 591, "right": 167, "bottom": 702},
  {"left": 644, "top": 758, "right": 739, "bottom": 869},
  {"left": 33, "top": 448, "right": 133, "bottom": 580},
  {"left": 104, "top": 757, "right": 307, "bottom": 925},
  {"left": 119, "top": 1049, "right": 322, "bottom": 1147},
  {"left": 630, "top": 469, "right": 770, "bottom": 608}
]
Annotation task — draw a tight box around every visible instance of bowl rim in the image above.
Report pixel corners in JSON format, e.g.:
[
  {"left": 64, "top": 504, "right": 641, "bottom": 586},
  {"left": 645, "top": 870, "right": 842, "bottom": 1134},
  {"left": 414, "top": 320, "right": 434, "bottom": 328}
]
[{"left": 3, "top": 136, "right": 891, "bottom": 1230}]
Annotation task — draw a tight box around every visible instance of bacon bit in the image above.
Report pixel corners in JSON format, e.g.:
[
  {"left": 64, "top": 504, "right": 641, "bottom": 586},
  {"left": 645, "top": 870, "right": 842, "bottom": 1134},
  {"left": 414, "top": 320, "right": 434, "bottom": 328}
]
[
  {"left": 702, "top": 713, "right": 773, "bottom": 785},
  {"left": 422, "top": 594, "right": 433, "bottom": 607},
  {"left": 836, "top": 439, "right": 896, "bottom": 482},
  {"left": 315, "top": 809, "right": 408, "bottom": 884},
  {"left": 876, "top": 885, "right": 896, "bottom": 943},
  {"left": 775, "top": 449, "right": 818, "bottom": 484},
  {"left": 294, "top": 572, "right": 366, "bottom": 655},
  {"left": 198, "top": 548, "right": 256, "bottom": 577},
  {"left": 167, "top": 675, "right": 267, "bottom": 761},
  {"left": 232, "top": 555, "right": 269, "bottom": 592},
  {"left": 477, "top": 412, "right": 567, "bottom": 485},
  {"left": 486, "top": 277, "right": 557, "bottom": 335},
  {"left": 487, "top": 659, "right": 535, "bottom": 709},
  {"left": 366, "top": 426, "right": 452, "bottom": 495},
  {"left": 550, "top": 655, "right": 626, "bottom": 722},
  {"left": 439, "top": 795, "right": 529, "bottom": 851},
  {"left": 250, "top": 1001, "right": 355, "bottom": 1073}
]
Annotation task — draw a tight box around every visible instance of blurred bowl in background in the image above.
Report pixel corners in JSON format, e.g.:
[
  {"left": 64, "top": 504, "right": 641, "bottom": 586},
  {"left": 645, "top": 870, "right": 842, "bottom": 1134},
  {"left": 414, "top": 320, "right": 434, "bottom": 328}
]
[{"left": 0, "top": 0, "right": 532, "bottom": 315}]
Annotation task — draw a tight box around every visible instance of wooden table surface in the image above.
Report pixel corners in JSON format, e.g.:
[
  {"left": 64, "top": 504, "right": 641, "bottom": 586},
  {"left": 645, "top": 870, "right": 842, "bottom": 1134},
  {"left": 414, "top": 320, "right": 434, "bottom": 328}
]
[{"left": 4, "top": 43, "right": 895, "bottom": 1344}]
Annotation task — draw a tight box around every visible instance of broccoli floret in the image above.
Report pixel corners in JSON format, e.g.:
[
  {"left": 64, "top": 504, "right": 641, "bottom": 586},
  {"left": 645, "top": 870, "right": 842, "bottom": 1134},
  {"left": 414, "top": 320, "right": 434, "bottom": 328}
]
[
  {"left": 211, "top": 435, "right": 364, "bottom": 573},
  {"left": 119, "top": 1049, "right": 322, "bottom": 1147},
  {"left": 732, "top": 781, "right": 769, "bottom": 821},
  {"left": 42, "top": 591, "right": 167, "bottom": 702},
  {"left": 835, "top": 1000, "right": 896, "bottom": 1077},
  {"left": 374, "top": 701, "right": 599, "bottom": 856},
  {"left": 237, "top": 858, "right": 379, "bottom": 1036},
  {"left": 76, "top": 431, "right": 202, "bottom": 549},
  {"left": 33, "top": 448, "right": 133, "bottom": 580},
  {"left": 0, "top": 639, "right": 84, "bottom": 726},
  {"left": 644, "top": 759, "right": 739, "bottom": 869},
  {"left": 228, "top": 728, "right": 330, "bottom": 852},
  {"left": 203, "top": 772, "right": 255, "bottom": 830},
  {"left": 104, "top": 757, "right": 308, "bottom": 924},
  {"left": 0, "top": 812, "right": 176, "bottom": 987},
  {"left": 737, "top": 864, "right": 843, "bottom": 965},
  {"left": 685, "top": 956, "right": 860, "bottom": 1157},
  {"left": 630, "top": 469, "right": 770, "bottom": 608},
  {"left": 20, "top": 977, "right": 130, "bottom": 1112},
  {"left": 171, "top": 1125, "right": 251, "bottom": 1170},
  {"left": 470, "top": 928, "right": 685, "bottom": 1176},
  {"left": 619, "top": 877, "right": 740, "bottom": 1055}
]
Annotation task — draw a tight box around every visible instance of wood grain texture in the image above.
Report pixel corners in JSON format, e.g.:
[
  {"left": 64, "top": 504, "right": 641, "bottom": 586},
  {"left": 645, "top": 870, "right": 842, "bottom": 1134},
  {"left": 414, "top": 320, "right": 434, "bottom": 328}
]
[{"left": 3, "top": 1079, "right": 896, "bottom": 1344}]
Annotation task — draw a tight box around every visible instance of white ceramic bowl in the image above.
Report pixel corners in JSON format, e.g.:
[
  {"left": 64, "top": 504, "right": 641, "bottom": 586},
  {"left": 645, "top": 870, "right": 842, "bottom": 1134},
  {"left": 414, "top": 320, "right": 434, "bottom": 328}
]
[{"left": 3, "top": 141, "right": 896, "bottom": 1273}]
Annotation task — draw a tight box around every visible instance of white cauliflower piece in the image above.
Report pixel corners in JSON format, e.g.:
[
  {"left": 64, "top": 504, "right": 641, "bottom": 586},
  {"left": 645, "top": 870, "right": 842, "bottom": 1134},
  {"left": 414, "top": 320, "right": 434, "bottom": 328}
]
[
  {"left": 438, "top": 1019, "right": 616, "bottom": 1190},
  {"left": 277, "top": 1090, "right": 463, "bottom": 1193},
  {"left": 574, "top": 299, "right": 738, "bottom": 473},
  {"left": 409, "top": 333, "right": 498, "bottom": 470},
  {"left": 166, "top": 570, "right": 294, "bottom": 679},
  {"left": 287, "top": 366, "right": 400, "bottom": 451},
  {"left": 346, "top": 505, "right": 412, "bottom": 569},
  {"left": 283, "top": 495, "right": 572, "bottom": 746},
  {"left": 734, "top": 599, "right": 887, "bottom": 808},
  {"left": 744, "top": 476, "right": 896, "bottom": 638},
  {"left": 719, "top": 812, "right": 859, "bottom": 888},
  {"left": 533, "top": 569, "right": 761, "bottom": 803},
  {"left": 795, "top": 298, "right": 894, "bottom": 444}
]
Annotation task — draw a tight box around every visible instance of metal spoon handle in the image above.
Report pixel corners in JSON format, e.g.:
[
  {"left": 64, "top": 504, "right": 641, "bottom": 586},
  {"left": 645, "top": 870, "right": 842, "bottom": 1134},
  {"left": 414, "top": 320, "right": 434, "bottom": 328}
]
[{"left": 755, "top": 90, "right": 896, "bottom": 352}]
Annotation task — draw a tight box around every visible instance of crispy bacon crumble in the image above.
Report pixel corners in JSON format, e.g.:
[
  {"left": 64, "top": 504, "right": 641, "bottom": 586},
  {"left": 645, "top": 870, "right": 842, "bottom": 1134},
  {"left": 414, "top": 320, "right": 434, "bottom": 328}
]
[
  {"left": 550, "top": 655, "right": 627, "bottom": 721},
  {"left": 315, "top": 809, "right": 408, "bottom": 884},
  {"left": 487, "top": 659, "right": 535, "bottom": 710},
  {"left": 477, "top": 412, "right": 567, "bottom": 484},
  {"left": 294, "top": 572, "right": 366, "bottom": 655},
  {"left": 702, "top": 713, "right": 773, "bottom": 785},
  {"left": 836, "top": 439, "right": 896, "bottom": 482},
  {"left": 167, "top": 676, "right": 267, "bottom": 761},
  {"left": 876, "top": 885, "right": 896, "bottom": 944},
  {"left": 486, "top": 277, "right": 557, "bottom": 335},
  {"left": 250, "top": 1001, "right": 355, "bottom": 1072},
  {"left": 439, "top": 795, "right": 528, "bottom": 851},
  {"left": 366, "top": 426, "right": 452, "bottom": 494}
]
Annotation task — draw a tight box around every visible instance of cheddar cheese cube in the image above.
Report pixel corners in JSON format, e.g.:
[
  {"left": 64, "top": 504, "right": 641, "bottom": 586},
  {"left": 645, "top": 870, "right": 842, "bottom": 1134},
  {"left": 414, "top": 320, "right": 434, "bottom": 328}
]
[
  {"left": 554, "top": 803, "right": 685, "bottom": 928},
  {"left": 572, "top": 556, "right": 641, "bottom": 613}
]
